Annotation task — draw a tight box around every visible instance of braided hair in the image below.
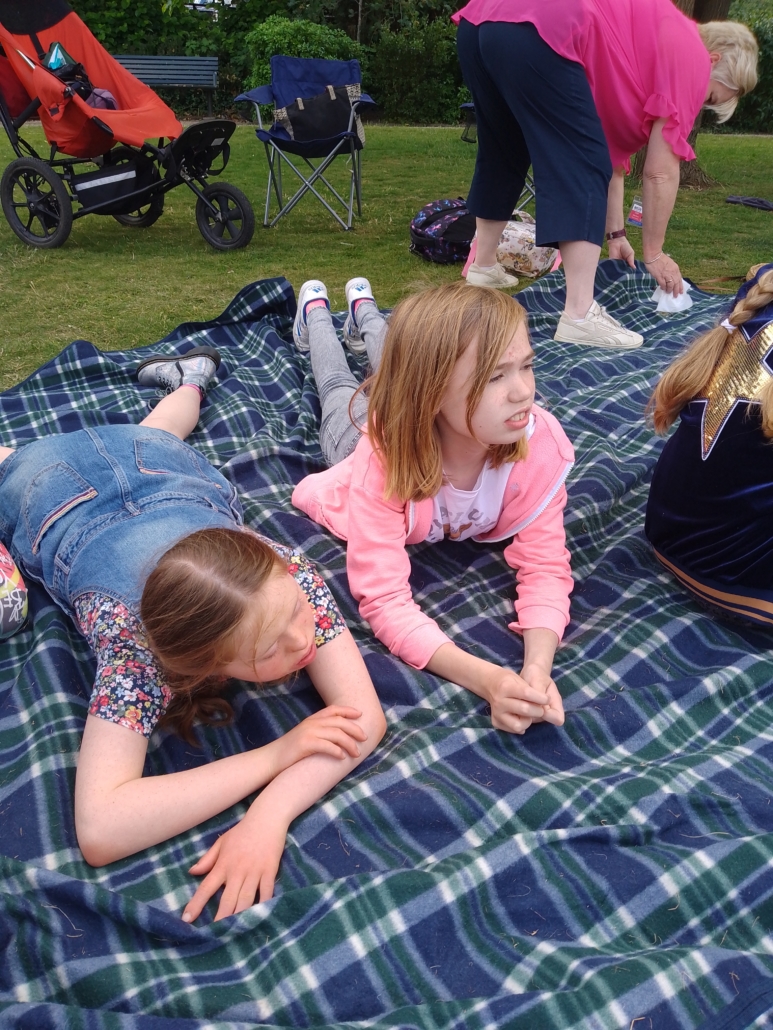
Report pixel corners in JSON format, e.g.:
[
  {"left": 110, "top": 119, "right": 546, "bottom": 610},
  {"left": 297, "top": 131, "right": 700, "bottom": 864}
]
[{"left": 649, "top": 264, "right": 773, "bottom": 434}]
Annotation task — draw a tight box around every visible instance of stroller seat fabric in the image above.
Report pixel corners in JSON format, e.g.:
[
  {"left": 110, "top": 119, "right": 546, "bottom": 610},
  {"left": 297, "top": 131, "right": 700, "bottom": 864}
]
[{"left": 0, "top": 0, "right": 181, "bottom": 158}]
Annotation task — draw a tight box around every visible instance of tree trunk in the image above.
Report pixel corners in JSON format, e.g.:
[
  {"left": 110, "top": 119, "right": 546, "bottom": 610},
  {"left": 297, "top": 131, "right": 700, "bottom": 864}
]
[
  {"left": 694, "top": 0, "right": 732, "bottom": 20},
  {"left": 679, "top": 111, "right": 719, "bottom": 188},
  {"left": 629, "top": 0, "right": 731, "bottom": 188}
]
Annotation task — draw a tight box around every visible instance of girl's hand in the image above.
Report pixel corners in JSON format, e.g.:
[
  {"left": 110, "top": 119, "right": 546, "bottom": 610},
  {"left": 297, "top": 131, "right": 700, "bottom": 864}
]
[
  {"left": 519, "top": 664, "right": 565, "bottom": 727},
  {"left": 644, "top": 252, "right": 683, "bottom": 296},
  {"left": 482, "top": 667, "right": 552, "bottom": 735},
  {"left": 183, "top": 806, "right": 288, "bottom": 922},
  {"left": 273, "top": 705, "right": 367, "bottom": 777},
  {"left": 608, "top": 236, "right": 636, "bottom": 268}
]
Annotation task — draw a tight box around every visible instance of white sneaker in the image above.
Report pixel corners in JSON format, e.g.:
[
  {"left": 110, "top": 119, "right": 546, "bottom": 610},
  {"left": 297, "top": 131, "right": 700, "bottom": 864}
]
[
  {"left": 293, "top": 280, "right": 329, "bottom": 352},
  {"left": 465, "top": 262, "right": 519, "bottom": 289},
  {"left": 554, "top": 301, "right": 644, "bottom": 350},
  {"left": 343, "top": 277, "right": 376, "bottom": 354}
]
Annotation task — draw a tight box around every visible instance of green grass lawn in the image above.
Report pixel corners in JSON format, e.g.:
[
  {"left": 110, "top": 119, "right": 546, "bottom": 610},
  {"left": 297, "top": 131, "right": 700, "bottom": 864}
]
[{"left": 0, "top": 125, "right": 771, "bottom": 390}]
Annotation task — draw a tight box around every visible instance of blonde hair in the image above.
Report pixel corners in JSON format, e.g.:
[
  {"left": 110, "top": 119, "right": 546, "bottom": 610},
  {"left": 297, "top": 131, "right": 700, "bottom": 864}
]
[
  {"left": 649, "top": 264, "right": 773, "bottom": 435},
  {"left": 699, "top": 21, "right": 759, "bottom": 122},
  {"left": 364, "top": 281, "right": 529, "bottom": 502},
  {"left": 141, "top": 528, "right": 286, "bottom": 744}
]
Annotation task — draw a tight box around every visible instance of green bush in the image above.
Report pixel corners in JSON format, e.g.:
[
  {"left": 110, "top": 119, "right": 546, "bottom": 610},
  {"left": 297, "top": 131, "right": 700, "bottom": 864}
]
[
  {"left": 244, "top": 15, "right": 366, "bottom": 90},
  {"left": 367, "top": 19, "right": 462, "bottom": 123},
  {"left": 69, "top": 0, "right": 221, "bottom": 57},
  {"left": 725, "top": 0, "right": 773, "bottom": 132}
]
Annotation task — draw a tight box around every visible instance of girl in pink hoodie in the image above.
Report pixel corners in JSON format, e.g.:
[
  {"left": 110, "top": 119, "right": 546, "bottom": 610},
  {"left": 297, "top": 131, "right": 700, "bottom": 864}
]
[{"left": 292, "top": 277, "right": 574, "bottom": 734}]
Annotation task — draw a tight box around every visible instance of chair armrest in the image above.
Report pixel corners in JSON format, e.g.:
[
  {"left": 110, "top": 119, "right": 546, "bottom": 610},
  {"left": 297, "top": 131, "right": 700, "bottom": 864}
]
[
  {"left": 354, "top": 93, "right": 377, "bottom": 109},
  {"left": 234, "top": 85, "right": 274, "bottom": 106}
]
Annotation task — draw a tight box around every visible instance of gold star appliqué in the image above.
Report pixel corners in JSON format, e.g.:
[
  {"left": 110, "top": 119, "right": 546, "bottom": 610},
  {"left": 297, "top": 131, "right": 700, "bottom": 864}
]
[{"left": 699, "top": 323, "right": 773, "bottom": 458}]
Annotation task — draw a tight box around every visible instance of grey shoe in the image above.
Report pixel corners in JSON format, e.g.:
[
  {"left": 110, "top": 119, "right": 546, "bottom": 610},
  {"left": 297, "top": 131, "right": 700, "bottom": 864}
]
[
  {"left": 137, "top": 346, "right": 221, "bottom": 394},
  {"left": 554, "top": 301, "right": 644, "bottom": 350}
]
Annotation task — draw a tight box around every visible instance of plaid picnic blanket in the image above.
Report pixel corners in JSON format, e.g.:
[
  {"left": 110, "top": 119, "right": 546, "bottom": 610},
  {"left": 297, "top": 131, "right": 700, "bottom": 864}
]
[{"left": 1, "top": 262, "right": 772, "bottom": 1030}]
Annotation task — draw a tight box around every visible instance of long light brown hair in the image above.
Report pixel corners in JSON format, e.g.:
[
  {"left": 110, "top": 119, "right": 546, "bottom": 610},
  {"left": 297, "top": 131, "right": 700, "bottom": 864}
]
[
  {"left": 362, "top": 281, "right": 529, "bottom": 502},
  {"left": 649, "top": 264, "right": 773, "bottom": 435},
  {"left": 141, "top": 528, "right": 285, "bottom": 744}
]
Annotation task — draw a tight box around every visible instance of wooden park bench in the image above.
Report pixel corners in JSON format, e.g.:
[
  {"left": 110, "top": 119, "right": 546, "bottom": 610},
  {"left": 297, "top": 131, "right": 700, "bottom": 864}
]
[{"left": 112, "top": 55, "right": 219, "bottom": 116}]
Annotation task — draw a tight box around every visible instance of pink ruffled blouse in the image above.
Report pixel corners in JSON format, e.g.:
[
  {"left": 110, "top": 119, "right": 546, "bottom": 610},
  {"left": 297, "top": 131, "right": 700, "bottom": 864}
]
[{"left": 452, "top": 0, "right": 710, "bottom": 171}]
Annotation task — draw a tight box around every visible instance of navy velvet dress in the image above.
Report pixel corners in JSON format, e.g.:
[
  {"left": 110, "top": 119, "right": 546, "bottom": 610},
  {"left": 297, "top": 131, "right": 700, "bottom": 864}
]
[{"left": 645, "top": 275, "right": 773, "bottom": 627}]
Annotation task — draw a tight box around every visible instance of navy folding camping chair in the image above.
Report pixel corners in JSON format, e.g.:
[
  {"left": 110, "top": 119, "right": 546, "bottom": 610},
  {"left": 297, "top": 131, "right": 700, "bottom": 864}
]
[{"left": 236, "top": 56, "right": 375, "bottom": 230}]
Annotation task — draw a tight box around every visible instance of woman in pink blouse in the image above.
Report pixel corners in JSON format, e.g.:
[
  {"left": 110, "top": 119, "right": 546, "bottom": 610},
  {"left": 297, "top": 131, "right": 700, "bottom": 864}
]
[{"left": 454, "top": 0, "right": 758, "bottom": 350}]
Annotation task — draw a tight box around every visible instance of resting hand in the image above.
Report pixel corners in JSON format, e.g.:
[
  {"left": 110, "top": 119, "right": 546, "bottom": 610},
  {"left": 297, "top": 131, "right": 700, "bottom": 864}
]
[
  {"left": 481, "top": 665, "right": 552, "bottom": 735},
  {"left": 644, "top": 252, "right": 683, "bottom": 296},
  {"left": 608, "top": 236, "right": 636, "bottom": 268},
  {"left": 183, "top": 807, "right": 288, "bottom": 922},
  {"left": 272, "top": 705, "right": 367, "bottom": 777},
  {"left": 519, "top": 664, "right": 565, "bottom": 727}
]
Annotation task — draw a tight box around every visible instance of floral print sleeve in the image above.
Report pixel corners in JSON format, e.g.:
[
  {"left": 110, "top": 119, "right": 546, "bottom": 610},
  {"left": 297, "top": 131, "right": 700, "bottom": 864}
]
[
  {"left": 73, "top": 593, "right": 171, "bottom": 739},
  {"left": 261, "top": 537, "right": 346, "bottom": 647},
  {"left": 73, "top": 540, "right": 343, "bottom": 739}
]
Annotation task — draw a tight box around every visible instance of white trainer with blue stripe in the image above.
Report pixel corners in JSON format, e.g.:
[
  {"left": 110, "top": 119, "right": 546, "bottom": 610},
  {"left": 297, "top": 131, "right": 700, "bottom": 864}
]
[
  {"left": 343, "top": 277, "right": 376, "bottom": 355},
  {"left": 293, "top": 280, "right": 330, "bottom": 352}
]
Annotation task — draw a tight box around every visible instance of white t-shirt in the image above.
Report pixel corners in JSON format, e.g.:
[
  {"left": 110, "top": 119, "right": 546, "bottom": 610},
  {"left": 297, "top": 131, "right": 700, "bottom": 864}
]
[
  {"left": 426, "top": 461, "right": 512, "bottom": 543},
  {"left": 425, "top": 415, "right": 535, "bottom": 545}
]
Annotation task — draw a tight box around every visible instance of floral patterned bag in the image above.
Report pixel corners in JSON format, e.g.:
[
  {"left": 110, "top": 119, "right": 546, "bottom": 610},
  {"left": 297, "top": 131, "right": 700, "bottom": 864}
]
[{"left": 496, "top": 212, "right": 557, "bottom": 278}]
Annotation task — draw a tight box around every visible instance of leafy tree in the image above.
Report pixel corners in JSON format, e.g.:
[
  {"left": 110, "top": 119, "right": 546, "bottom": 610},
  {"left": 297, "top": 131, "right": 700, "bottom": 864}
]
[{"left": 244, "top": 15, "right": 365, "bottom": 89}]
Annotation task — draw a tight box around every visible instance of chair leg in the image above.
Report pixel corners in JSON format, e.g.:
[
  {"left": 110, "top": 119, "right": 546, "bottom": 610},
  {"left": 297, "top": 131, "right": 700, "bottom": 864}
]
[
  {"left": 354, "top": 146, "right": 362, "bottom": 218},
  {"left": 346, "top": 147, "right": 356, "bottom": 229},
  {"left": 302, "top": 156, "right": 351, "bottom": 212},
  {"left": 264, "top": 143, "right": 284, "bottom": 226},
  {"left": 263, "top": 138, "right": 365, "bottom": 230},
  {"left": 268, "top": 145, "right": 353, "bottom": 230}
]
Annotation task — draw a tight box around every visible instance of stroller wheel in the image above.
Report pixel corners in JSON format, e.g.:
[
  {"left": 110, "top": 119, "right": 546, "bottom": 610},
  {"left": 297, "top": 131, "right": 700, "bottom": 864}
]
[
  {"left": 113, "top": 192, "right": 165, "bottom": 228},
  {"left": 1, "top": 157, "right": 73, "bottom": 248},
  {"left": 195, "top": 183, "right": 255, "bottom": 251}
]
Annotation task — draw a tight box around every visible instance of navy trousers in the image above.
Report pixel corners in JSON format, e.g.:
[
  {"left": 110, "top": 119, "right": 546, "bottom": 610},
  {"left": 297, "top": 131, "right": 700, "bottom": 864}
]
[{"left": 456, "top": 19, "right": 612, "bottom": 247}]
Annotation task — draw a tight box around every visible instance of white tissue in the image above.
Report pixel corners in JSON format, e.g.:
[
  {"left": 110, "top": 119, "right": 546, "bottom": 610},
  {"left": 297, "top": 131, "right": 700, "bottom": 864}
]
[{"left": 650, "top": 280, "right": 693, "bottom": 313}]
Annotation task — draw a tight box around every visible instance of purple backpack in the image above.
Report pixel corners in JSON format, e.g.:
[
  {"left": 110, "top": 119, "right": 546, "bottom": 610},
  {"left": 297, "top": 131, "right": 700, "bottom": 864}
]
[{"left": 409, "top": 197, "right": 477, "bottom": 264}]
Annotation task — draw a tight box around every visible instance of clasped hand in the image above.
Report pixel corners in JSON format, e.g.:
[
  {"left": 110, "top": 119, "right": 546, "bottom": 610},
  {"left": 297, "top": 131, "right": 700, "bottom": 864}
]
[
  {"left": 484, "top": 664, "right": 565, "bottom": 735},
  {"left": 182, "top": 705, "right": 366, "bottom": 923}
]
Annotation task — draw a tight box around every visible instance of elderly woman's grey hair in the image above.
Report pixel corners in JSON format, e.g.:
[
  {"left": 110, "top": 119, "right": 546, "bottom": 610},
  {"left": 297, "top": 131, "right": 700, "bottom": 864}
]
[{"left": 699, "top": 20, "right": 759, "bottom": 122}]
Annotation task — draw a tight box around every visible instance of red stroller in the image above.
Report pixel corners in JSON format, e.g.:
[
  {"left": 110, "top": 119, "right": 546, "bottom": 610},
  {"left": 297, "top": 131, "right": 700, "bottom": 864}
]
[{"left": 0, "top": 0, "right": 254, "bottom": 249}]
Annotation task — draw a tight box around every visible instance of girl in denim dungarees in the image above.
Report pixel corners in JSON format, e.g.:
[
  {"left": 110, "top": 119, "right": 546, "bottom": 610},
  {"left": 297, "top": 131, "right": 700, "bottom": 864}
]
[{"left": 0, "top": 348, "right": 385, "bottom": 924}]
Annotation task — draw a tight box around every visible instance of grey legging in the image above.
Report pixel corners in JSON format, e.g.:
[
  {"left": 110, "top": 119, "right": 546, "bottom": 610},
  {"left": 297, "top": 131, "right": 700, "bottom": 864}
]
[{"left": 307, "top": 301, "right": 386, "bottom": 466}]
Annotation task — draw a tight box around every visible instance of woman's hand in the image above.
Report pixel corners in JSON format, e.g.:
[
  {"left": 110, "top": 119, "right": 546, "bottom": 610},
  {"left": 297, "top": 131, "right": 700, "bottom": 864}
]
[
  {"left": 641, "top": 119, "right": 682, "bottom": 295},
  {"left": 608, "top": 236, "right": 636, "bottom": 268},
  {"left": 272, "top": 705, "right": 367, "bottom": 777},
  {"left": 644, "top": 252, "right": 684, "bottom": 296},
  {"left": 183, "top": 804, "right": 288, "bottom": 922}
]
